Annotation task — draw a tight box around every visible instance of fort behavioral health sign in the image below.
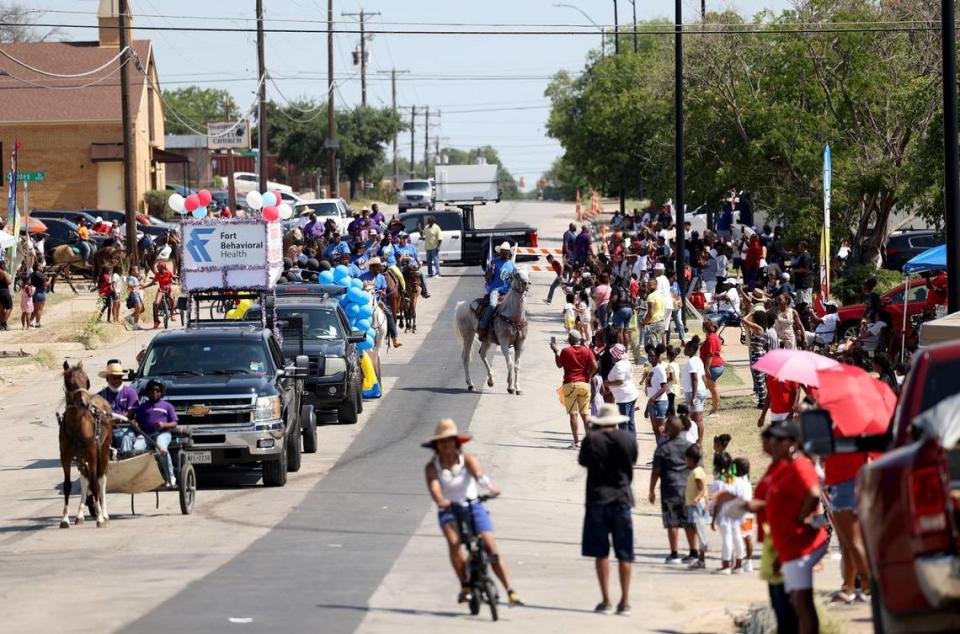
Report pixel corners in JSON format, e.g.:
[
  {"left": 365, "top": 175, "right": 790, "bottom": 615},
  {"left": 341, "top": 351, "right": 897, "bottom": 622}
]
[{"left": 180, "top": 218, "right": 282, "bottom": 291}]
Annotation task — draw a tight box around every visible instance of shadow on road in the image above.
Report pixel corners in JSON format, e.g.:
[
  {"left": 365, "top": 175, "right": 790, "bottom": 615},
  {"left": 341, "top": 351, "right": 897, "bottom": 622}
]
[{"left": 314, "top": 603, "right": 462, "bottom": 619}]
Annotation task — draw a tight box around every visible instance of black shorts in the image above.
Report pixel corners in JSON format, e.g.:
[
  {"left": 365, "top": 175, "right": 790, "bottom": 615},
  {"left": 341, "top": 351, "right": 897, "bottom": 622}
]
[
  {"left": 0, "top": 290, "right": 11, "bottom": 310},
  {"left": 582, "top": 502, "right": 634, "bottom": 561},
  {"left": 660, "top": 496, "right": 691, "bottom": 529}
]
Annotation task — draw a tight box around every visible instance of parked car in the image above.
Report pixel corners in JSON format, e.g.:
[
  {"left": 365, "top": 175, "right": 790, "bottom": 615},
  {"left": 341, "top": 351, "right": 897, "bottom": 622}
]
[
  {"left": 397, "top": 179, "right": 434, "bottom": 213},
  {"left": 279, "top": 191, "right": 306, "bottom": 207},
  {"left": 232, "top": 172, "right": 293, "bottom": 195},
  {"left": 832, "top": 279, "right": 930, "bottom": 341},
  {"left": 397, "top": 208, "right": 539, "bottom": 266},
  {"left": 31, "top": 209, "right": 99, "bottom": 227},
  {"left": 81, "top": 209, "right": 152, "bottom": 227},
  {"left": 883, "top": 229, "right": 941, "bottom": 271},
  {"left": 166, "top": 183, "right": 196, "bottom": 197},
  {"left": 856, "top": 342, "right": 960, "bottom": 633},
  {"left": 285, "top": 199, "right": 351, "bottom": 234},
  {"left": 27, "top": 217, "right": 110, "bottom": 260}
]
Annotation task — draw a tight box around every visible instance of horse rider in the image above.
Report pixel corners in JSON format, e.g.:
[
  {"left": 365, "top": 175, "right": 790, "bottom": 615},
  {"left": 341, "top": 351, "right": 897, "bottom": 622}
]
[
  {"left": 97, "top": 360, "right": 141, "bottom": 454},
  {"left": 478, "top": 242, "right": 516, "bottom": 341},
  {"left": 360, "top": 256, "right": 402, "bottom": 348},
  {"left": 396, "top": 232, "right": 430, "bottom": 298},
  {"left": 74, "top": 217, "right": 94, "bottom": 265},
  {"left": 132, "top": 379, "right": 179, "bottom": 487}
]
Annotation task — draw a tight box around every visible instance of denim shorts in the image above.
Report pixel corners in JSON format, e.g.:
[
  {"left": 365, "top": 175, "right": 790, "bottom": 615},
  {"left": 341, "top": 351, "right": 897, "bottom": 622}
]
[
  {"left": 438, "top": 501, "right": 494, "bottom": 534},
  {"left": 582, "top": 502, "right": 634, "bottom": 561},
  {"left": 684, "top": 392, "right": 705, "bottom": 414},
  {"left": 648, "top": 399, "right": 668, "bottom": 418},
  {"left": 828, "top": 478, "right": 857, "bottom": 513},
  {"left": 708, "top": 365, "right": 725, "bottom": 382},
  {"left": 611, "top": 306, "right": 633, "bottom": 328}
]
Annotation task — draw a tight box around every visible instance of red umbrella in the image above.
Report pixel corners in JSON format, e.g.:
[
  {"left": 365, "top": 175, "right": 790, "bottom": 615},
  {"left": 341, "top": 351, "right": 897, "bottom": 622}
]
[
  {"left": 22, "top": 217, "right": 47, "bottom": 234},
  {"left": 814, "top": 364, "right": 897, "bottom": 436}
]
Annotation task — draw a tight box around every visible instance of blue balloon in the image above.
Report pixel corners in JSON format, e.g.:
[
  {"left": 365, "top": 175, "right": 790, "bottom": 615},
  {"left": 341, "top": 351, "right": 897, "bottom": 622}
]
[
  {"left": 357, "top": 305, "right": 373, "bottom": 320},
  {"left": 347, "top": 287, "right": 365, "bottom": 303},
  {"left": 366, "top": 327, "right": 377, "bottom": 340},
  {"left": 364, "top": 334, "right": 376, "bottom": 348},
  {"left": 357, "top": 340, "right": 373, "bottom": 352},
  {"left": 339, "top": 295, "right": 351, "bottom": 306},
  {"left": 192, "top": 207, "right": 208, "bottom": 219},
  {"left": 350, "top": 278, "right": 363, "bottom": 289},
  {"left": 356, "top": 319, "right": 371, "bottom": 332},
  {"left": 356, "top": 290, "right": 371, "bottom": 304},
  {"left": 262, "top": 191, "right": 277, "bottom": 208},
  {"left": 318, "top": 270, "right": 335, "bottom": 284},
  {"left": 336, "top": 277, "right": 351, "bottom": 287},
  {"left": 346, "top": 303, "right": 360, "bottom": 318},
  {"left": 334, "top": 265, "right": 350, "bottom": 279}
]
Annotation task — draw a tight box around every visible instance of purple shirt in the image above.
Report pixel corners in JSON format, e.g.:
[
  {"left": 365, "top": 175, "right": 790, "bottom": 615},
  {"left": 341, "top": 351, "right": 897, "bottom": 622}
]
[
  {"left": 98, "top": 385, "right": 140, "bottom": 415},
  {"left": 134, "top": 399, "right": 178, "bottom": 435},
  {"left": 371, "top": 210, "right": 385, "bottom": 226},
  {"left": 574, "top": 230, "right": 593, "bottom": 261}
]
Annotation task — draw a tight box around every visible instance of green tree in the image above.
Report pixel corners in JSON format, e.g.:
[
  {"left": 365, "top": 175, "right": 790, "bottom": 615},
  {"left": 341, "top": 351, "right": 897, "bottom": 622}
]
[
  {"left": 162, "top": 86, "right": 238, "bottom": 136},
  {"left": 337, "top": 106, "right": 405, "bottom": 198},
  {"left": 0, "top": 3, "right": 59, "bottom": 42}
]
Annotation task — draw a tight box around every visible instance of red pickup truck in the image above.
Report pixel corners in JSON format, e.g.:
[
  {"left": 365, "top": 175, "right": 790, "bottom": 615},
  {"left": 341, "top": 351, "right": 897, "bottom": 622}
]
[{"left": 856, "top": 342, "right": 960, "bottom": 633}]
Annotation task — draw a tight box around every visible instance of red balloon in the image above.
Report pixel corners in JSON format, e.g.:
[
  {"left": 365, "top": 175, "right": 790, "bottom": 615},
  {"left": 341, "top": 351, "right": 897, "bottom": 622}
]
[
  {"left": 197, "top": 189, "right": 212, "bottom": 206},
  {"left": 262, "top": 205, "right": 280, "bottom": 221},
  {"left": 273, "top": 190, "right": 283, "bottom": 203},
  {"left": 184, "top": 194, "right": 200, "bottom": 212}
]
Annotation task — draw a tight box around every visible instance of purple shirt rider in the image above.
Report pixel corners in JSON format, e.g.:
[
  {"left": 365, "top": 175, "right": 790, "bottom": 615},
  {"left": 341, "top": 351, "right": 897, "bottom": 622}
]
[
  {"left": 134, "top": 399, "right": 178, "bottom": 435},
  {"left": 98, "top": 385, "right": 140, "bottom": 415}
]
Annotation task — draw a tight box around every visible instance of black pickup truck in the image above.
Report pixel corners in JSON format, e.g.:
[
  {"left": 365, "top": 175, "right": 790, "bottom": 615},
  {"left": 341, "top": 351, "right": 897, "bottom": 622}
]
[
  {"left": 132, "top": 324, "right": 311, "bottom": 487},
  {"left": 399, "top": 206, "right": 539, "bottom": 267}
]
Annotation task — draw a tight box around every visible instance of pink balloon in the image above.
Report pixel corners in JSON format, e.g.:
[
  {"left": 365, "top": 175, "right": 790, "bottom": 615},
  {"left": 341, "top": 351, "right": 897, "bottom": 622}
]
[
  {"left": 184, "top": 194, "right": 200, "bottom": 212},
  {"left": 262, "top": 205, "right": 280, "bottom": 221},
  {"left": 197, "top": 189, "right": 212, "bottom": 206},
  {"left": 273, "top": 189, "right": 283, "bottom": 202}
]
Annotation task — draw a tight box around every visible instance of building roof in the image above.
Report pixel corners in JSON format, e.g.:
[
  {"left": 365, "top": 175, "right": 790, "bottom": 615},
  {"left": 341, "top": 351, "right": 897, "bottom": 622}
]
[{"left": 0, "top": 40, "right": 153, "bottom": 124}]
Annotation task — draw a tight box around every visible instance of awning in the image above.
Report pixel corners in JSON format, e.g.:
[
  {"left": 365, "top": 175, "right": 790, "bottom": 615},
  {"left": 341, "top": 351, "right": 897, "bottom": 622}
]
[
  {"left": 903, "top": 244, "right": 946, "bottom": 273},
  {"left": 152, "top": 147, "right": 190, "bottom": 164}
]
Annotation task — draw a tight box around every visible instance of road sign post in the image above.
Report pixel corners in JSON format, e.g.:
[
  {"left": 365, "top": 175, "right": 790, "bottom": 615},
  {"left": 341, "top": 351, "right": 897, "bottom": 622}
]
[{"left": 16, "top": 171, "right": 45, "bottom": 183}]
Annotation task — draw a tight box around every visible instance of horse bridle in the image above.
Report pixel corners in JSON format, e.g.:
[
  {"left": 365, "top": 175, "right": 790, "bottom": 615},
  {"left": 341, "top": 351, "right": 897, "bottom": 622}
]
[{"left": 64, "top": 387, "right": 107, "bottom": 448}]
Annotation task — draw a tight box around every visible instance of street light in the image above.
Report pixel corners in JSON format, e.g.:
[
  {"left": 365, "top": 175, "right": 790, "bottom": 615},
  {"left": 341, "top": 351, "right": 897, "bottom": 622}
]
[{"left": 553, "top": 3, "right": 605, "bottom": 57}]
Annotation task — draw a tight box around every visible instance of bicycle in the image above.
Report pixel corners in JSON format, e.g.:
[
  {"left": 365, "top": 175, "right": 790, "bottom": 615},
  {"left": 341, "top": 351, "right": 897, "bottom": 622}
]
[
  {"left": 450, "top": 495, "right": 499, "bottom": 621},
  {"left": 155, "top": 289, "right": 174, "bottom": 329}
]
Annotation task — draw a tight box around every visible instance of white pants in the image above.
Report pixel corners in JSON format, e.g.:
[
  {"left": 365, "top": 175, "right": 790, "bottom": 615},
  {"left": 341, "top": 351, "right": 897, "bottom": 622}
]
[{"left": 719, "top": 519, "right": 745, "bottom": 563}]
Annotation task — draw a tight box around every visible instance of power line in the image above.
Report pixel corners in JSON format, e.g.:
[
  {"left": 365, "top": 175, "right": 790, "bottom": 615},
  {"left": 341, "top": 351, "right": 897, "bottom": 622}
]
[
  {"left": 0, "top": 44, "right": 129, "bottom": 77},
  {"left": 0, "top": 57, "right": 132, "bottom": 90}
]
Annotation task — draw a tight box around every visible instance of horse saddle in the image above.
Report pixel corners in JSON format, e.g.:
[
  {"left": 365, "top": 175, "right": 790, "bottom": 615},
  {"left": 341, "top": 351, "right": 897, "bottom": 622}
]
[
  {"left": 70, "top": 246, "right": 81, "bottom": 256},
  {"left": 470, "top": 295, "right": 505, "bottom": 322}
]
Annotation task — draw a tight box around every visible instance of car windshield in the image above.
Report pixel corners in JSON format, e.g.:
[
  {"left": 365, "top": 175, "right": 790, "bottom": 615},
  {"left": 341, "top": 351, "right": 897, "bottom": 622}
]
[
  {"left": 298, "top": 202, "right": 339, "bottom": 217},
  {"left": 402, "top": 181, "right": 430, "bottom": 191},
  {"left": 921, "top": 358, "right": 960, "bottom": 413},
  {"left": 141, "top": 340, "right": 272, "bottom": 377},
  {"left": 246, "top": 307, "right": 344, "bottom": 341}
]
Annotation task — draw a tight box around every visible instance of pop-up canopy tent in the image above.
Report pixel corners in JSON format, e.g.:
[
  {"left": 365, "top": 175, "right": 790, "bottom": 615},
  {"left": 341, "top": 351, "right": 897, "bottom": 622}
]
[{"left": 900, "top": 244, "right": 948, "bottom": 355}]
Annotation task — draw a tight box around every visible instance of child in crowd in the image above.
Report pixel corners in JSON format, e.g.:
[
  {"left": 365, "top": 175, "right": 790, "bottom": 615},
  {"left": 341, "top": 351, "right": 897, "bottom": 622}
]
[
  {"left": 19, "top": 282, "right": 33, "bottom": 330},
  {"left": 711, "top": 455, "right": 751, "bottom": 574},
  {"left": 734, "top": 457, "right": 754, "bottom": 572},
  {"left": 562, "top": 293, "right": 576, "bottom": 333},
  {"left": 676, "top": 404, "right": 699, "bottom": 446},
  {"left": 684, "top": 444, "right": 709, "bottom": 569},
  {"left": 666, "top": 346, "right": 681, "bottom": 416},
  {"left": 713, "top": 434, "right": 732, "bottom": 467},
  {"left": 575, "top": 290, "right": 592, "bottom": 342}
]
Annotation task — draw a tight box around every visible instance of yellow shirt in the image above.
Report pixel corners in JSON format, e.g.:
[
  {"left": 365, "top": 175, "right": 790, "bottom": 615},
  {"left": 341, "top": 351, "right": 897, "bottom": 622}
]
[
  {"left": 78, "top": 226, "right": 90, "bottom": 240},
  {"left": 423, "top": 223, "right": 442, "bottom": 251},
  {"left": 684, "top": 466, "right": 707, "bottom": 506},
  {"left": 646, "top": 292, "right": 664, "bottom": 323}
]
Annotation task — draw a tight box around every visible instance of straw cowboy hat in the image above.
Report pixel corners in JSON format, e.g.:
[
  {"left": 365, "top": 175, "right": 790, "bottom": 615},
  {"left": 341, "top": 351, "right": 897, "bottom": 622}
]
[
  {"left": 497, "top": 241, "right": 512, "bottom": 252},
  {"left": 591, "top": 403, "right": 629, "bottom": 427},
  {"left": 421, "top": 418, "right": 472, "bottom": 448},
  {"left": 367, "top": 256, "right": 382, "bottom": 267},
  {"left": 97, "top": 360, "right": 126, "bottom": 379}
]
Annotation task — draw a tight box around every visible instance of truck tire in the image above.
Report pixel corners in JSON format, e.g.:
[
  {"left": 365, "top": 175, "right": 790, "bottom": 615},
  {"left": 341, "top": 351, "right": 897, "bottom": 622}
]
[
  {"left": 286, "top": 419, "right": 302, "bottom": 473},
  {"left": 300, "top": 405, "right": 318, "bottom": 454},
  {"left": 338, "top": 386, "right": 359, "bottom": 425},
  {"left": 262, "top": 441, "right": 288, "bottom": 487}
]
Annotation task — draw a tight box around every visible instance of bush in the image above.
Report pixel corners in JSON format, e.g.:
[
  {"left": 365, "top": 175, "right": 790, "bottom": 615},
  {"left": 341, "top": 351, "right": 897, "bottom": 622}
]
[
  {"left": 832, "top": 263, "right": 902, "bottom": 305},
  {"left": 144, "top": 189, "right": 175, "bottom": 220}
]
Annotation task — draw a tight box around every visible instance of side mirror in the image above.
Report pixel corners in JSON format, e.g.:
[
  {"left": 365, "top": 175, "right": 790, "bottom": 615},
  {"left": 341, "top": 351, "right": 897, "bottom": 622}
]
[
  {"left": 292, "top": 354, "right": 310, "bottom": 378},
  {"left": 347, "top": 330, "right": 366, "bottom": 344},
  {"left": 125, "top": 369, "right": 137, "bottom": 382},
  {"left": 800, "top": 409, "right": 835, "bottom": 456}
]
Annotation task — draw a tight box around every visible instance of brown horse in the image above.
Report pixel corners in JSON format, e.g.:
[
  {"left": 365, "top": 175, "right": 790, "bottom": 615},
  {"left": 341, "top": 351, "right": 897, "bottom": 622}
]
[
  {"left": 384, "top": 268, "right": 404, "bottom": 343},
  {"left": 401, "top": 267, "right": 421, "bottom": 333},
  {"left": 59, "top": 361, "right": 113, "bottom": 528}
]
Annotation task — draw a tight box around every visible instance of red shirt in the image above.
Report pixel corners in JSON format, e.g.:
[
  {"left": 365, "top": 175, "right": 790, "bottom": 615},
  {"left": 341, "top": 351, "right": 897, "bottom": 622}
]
[
  {"left": 767, "top": 377, "right": 799, "bottom": 415},
  {"left": 823, "top": 453, "right": 869, "bottom": 486},
  {"left": 155, "top": 270, "right": 173, "bottom": 291},
  {"left": 98, "top": 273, "right": 111, "bottom": 296},
  {"left": 699, "top": 333, "right": 724, "bottom": 368},
  {"left": 550, "top": 260, "right": 563, "bottom": 276},
  {"left": 754, "top": 459, "right": 787, "bottom": 543},
  {"left": 765, "top": 456, "right": 829, "bottom": 562},
  {"left": 557, "top": 345, "right": 595, "bottom": 384},
  {"left": 927, "top": 272, "right": 947, "bottom": 310}
]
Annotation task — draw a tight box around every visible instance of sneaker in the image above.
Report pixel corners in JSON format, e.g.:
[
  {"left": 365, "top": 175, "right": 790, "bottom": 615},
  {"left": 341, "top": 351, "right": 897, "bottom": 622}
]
[
  {"left": 569, "top": 442, "right": 580, "bottom": 450},
  {"left": 707, "top": 412, "right": 719, "bottom": 418},
  {"left": 687, "top": 560, "right": 706, "bottom": 570},
  {"left": 458, "top": 586, "right": 472, "bottom": 604},
  {"left": 616, "top": 603, "right": 631, "bottom": 616},
  {"left": 854, "top": 589, "right": 870, "bottom": 603},
  {"left": 507, "top": 590, "right": 524, "bottom": 607},
  {"left": 543, "top": 298, "right": 552, "bottom": 304},
  {"left": 829, "top": 591, "right": 855, "bottom": 605},
  {"left": 681, "top": 554, "right": 698, "bottom": 564},
  {"left": 153, "top": 322, "right": 161, "bottom": 329},
  {"left": 594, "top": 602, "right": 614, "bottom": 615},
  {"left": 435, "top": 273, "right": 442, "bottom": 278},
  {"left": 743, "top": 560, "right": 753, "bottom": 573},
  {"left": 168, "top": 476, "right": 177, "bottom": 488},
  {"left": 664, "top": 554, "right": 683, "bottom": 565},
  {"left": 731, "top": 566, "right": 743, "bottom": 575},
  {"left": 714, "top": 567, "right": 732, "bottom": 575}
]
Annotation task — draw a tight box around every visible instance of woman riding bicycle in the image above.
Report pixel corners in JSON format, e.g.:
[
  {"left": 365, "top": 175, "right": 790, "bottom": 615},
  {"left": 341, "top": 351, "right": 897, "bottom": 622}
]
[{"left": 423, "top": 418, "right": 524, "bottom": 607}]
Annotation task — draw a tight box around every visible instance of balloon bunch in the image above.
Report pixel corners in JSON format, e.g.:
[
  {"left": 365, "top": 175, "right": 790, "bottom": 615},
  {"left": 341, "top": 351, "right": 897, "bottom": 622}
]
[
  {"left": 168, "top": 189, "right": 213, "bottom": 218},
  {"left": 245, "top": 190, "right": 293, "bottom": 222},
  {"left": 315, "top": 265, "right": 377, "bottom": 352}
]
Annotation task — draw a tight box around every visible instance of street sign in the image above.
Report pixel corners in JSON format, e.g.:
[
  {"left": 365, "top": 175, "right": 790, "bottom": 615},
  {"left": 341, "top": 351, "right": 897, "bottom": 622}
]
[
  {"left": 324, "top": 139, "right": 340, "bottom": 150},
  {"left": 207, "top": 121, "right": 251, "bottom": 150},
  {"left": 16, "top": 171, "right": 44, "bottom": 182}
]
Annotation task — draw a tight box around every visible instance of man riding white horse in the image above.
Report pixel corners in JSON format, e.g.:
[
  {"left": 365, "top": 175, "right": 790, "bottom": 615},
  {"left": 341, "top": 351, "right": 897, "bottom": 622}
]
[{"left": 478, "top": 242, "right": 516, "bottom": 341}]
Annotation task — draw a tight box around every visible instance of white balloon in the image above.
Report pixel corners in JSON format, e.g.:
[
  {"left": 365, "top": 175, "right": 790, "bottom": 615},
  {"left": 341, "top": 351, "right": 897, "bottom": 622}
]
[
  {"left": 246, "top": 190, "right": 264, "bottom": 210},
  {"left": 168, "top": 193, "right": 185, "bottom": 212},
  {"left": 278, "top": 203, "right": 294, "bottom": 220}
]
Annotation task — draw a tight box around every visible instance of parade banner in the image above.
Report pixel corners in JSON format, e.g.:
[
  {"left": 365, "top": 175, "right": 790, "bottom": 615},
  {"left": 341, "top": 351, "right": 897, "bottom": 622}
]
[
  {"left": 180, "top": 218, "right": 283, "bottom": 291},
  {"left": 820, "top": 144, "right": 832, "bottom": 303}
]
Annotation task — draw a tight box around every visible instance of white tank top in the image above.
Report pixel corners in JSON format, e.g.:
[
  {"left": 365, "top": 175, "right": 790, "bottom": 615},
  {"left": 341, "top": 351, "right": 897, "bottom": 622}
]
[{"left": 434, "top": 453, "right": 478, "bottom": 504}]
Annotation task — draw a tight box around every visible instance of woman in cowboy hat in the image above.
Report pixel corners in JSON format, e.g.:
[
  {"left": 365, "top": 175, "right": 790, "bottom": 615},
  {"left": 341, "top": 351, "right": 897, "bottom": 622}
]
[
  {"left": 97, "top": 359, "right": 141, "bottom": 453},
  {"left": 423, "top": 418, "right": 523, "bottom": 607}
]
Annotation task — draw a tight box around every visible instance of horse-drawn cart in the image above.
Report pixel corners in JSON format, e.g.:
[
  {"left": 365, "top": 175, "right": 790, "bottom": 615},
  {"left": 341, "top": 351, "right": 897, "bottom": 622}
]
[{"left": 106, "top": 419, "right": 197, "bottom": 516}]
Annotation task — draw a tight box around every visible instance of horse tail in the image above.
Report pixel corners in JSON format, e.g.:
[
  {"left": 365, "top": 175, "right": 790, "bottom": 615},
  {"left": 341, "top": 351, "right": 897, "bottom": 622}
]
[{"left": 454, "top": 301, "right": 467, "bottom": 346}]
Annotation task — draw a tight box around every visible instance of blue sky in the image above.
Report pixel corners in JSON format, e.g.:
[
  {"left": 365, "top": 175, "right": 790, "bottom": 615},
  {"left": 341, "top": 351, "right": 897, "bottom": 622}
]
[{"left": 38, "top": 0, "right": 790, "bottom": 190}]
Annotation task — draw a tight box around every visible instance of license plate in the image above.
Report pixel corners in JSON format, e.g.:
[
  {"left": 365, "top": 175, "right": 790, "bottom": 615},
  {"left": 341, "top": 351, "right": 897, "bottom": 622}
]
[{"left": 184, "top": 451, "right": 212, "bottom": 464}]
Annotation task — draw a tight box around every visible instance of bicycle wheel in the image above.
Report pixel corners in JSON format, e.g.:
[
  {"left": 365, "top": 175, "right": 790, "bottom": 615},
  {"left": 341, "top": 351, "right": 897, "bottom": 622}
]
[
  {"left": 162, "top": 298, "right": 170, "bottom": 329},
  {"left": 468, "top": 588, "right": 480, "bottom": 615},
  {"left": 483, "top": 578, "right": 498, "bottom": 621}
]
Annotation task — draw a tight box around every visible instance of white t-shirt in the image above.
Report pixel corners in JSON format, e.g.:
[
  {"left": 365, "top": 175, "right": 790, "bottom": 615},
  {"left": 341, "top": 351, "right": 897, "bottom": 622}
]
[
  {"left": 633, "top": 255, "right": 648, "bottom": 278},
  {"left": 815, "top": 313, "right": 840, "bottom": 340},
  {"left": 716, "top": 287, "right": 740, "bottom": 313},
  {"left": 656, "top": 274, "right": 672, "bottom": 305},
  {"left": 607, "top": 359, "right": 639, "bottom": 404},
  {"left": 111, "top": 272, "right": 123, "bottom": 294},
  {"left": 646, "top": 362, "right": 669, "bottom": 401},
  {"left": 684, "top": 422, "right": 699, "bottom": 444},
  {"left": 862, "top": 321, "right": 886, "bottom": 352},
  {"left": 682, "top": 356, "right": 707, "bottom": 396}
]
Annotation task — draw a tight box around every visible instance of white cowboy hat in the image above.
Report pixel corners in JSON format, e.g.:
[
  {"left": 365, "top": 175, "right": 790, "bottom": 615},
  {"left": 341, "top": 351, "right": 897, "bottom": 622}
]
[
  {"left": 97, "top": 361, "right": 126, "bottom": 378},
  {"left": 95, "top": 216, "right": 103, "bottom": 224},
  {"left": 421, "top": 418, "right": 472, "bottom": 449},
  {"left": 497, "top": 241, "right": 512, "bottom": 251},
  {"left": 592, "top": 403, "right": 629, "bottom": 427},
  {"left": 367, "top": 256, "right": 382, "bottom": 266}
]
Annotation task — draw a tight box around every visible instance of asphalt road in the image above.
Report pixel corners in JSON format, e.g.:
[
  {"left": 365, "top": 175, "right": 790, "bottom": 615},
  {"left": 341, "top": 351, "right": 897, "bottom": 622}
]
[{"left": 124, "top": 268, "right": 485, "bottom": 634}]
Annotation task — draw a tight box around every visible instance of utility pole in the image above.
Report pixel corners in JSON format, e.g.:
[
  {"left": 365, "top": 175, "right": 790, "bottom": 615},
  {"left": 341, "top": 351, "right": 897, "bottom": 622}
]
[
  {"left": 377, "top": 69, "right": 409, "bottom": 187},
  {"left": 674, "top": 0, "right": 686, "bottom": 323},
  {"left": 225, "top": 101, "right": 237, "bottom": 213},
  {"left": 118, "top": 0, "right": 138, "bottom": 264},
  {"left": 423, "top": 107, "right": 430, "bottom": 179},
  {"left": 327, "top": 0, "right": 337, "bottom": 198},
  {"left": 630, "top": 0, "right": 638, "bottom": 52},
  {"left": 701, "top": 0, "right": 706, "bottom": 19},
  {"left": 410, "top": 106, "right": 416, "bottom": 178},
  {"left": 343, "top": 8, "right": 380, "bottom": 107},
  {"left": 942, "top": 0, "right": 960, "bottom": 311},
  {"left": 256, "top": 0, "right": 267, "bottom": 193},
  {"left": 613, "top": 0, "right": 620, "bottom": 55}
]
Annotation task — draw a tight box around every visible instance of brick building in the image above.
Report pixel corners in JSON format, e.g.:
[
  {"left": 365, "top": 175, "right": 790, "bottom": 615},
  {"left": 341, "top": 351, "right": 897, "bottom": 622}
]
[{"left": 0, "top": 0, "right": 170, "bottom": 212}]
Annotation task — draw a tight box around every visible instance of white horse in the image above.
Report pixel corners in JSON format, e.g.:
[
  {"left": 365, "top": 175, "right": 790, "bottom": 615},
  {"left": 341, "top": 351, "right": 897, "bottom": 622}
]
[
  {"left": 369, "top": 301, "right": 389, "bottom": 379},
  {"left": 454, "top": 269, "right": 530, "bottom": 394}
]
